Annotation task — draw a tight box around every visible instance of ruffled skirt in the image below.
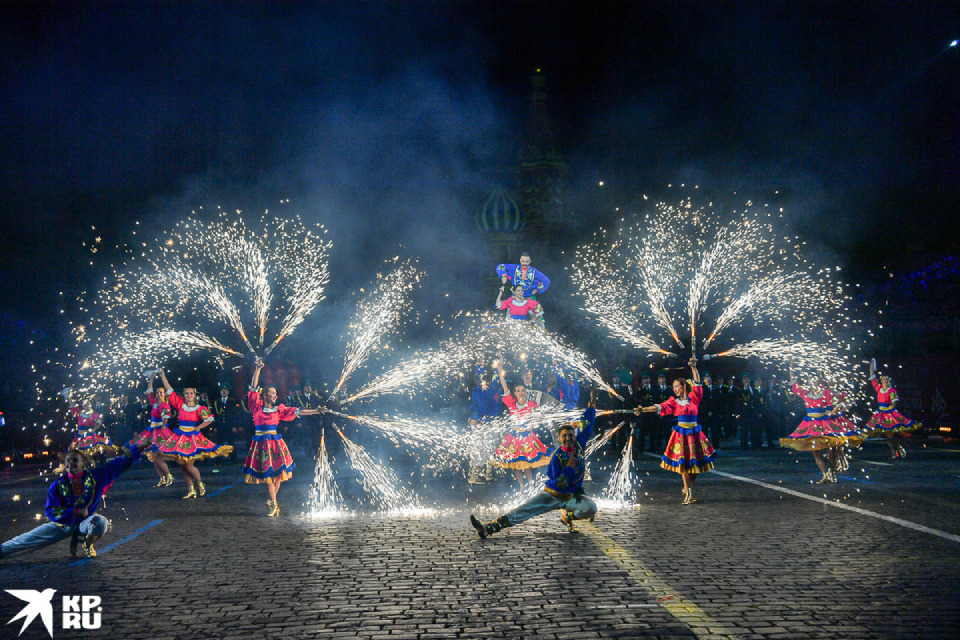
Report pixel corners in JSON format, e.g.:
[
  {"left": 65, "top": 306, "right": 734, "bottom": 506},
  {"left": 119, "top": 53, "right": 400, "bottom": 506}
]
[
  {"left": 494, "top": 428, "right": 552, "bottom": 469},
  {"left": 148, "top": 430, "right": 233, "bottom": 463},
  {"left": 130, "top": 425, "right": 176, "bottom": 451},
  {"left": 660, "top": 424, "right": 716, "bottom": 474},
  {"left": 865, "top": 410, "right": 921, "bottom": 436},
  {"left": 69, "top": 434, "right": 119, "bottom": 457},
  {"left": 780, "top": 416, "right": 863, "bottom": 451},
  {"left": 243, "top": 434, "right": 295, "bottom": 483}
]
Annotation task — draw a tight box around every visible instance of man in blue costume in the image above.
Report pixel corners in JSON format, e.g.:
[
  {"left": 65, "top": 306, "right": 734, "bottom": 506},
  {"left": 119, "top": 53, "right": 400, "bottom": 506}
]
[
  {"left": 496, "top": 252, "right": 550, "bottom": 299},
  {"left": 469, "top": 405, "right": 597, "bottom": 537}
]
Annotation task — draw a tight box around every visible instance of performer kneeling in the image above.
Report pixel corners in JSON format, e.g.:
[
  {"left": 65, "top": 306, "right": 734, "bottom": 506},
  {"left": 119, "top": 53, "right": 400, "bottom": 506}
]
[
  {"left": 0, "top": 446, "right": 140, "bottom": 560},
  {"left": 470, "top": 406, "right": 597, "bottom": 538}
]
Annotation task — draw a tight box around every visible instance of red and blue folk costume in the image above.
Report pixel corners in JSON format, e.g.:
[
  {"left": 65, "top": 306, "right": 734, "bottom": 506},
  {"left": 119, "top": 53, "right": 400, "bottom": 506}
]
[
  {"left": 656, "top": 384, "right": 716, "bottom": 474},
  {"left": 243, "top": 389, "right": 297, "bottom": 484},
  {"left": 129, "top": 392, "right": 175, "bottom": 451},
  {"left": 865, "top": 378, "right": 921, "bottom": 435},
  {"left": 493, "top": 395, "right": 551, "bottom": 469},
  {"left": 496, "top": 263, "right": 551, "bottom": 298},
  {"left": 779, "top": 384, "right": 863, "bottom": 451},
  {"left": 68, "top": 407, "right": 119, "bottom": 457},
  {"left": 148, "top": 391, "right": 233, "bottom": 463},
  {"left": 47, "top": 447, "right": 140, "bottom": 525},
  {"left": 497, "top": 297, "right": 541, "bottom": 321}
]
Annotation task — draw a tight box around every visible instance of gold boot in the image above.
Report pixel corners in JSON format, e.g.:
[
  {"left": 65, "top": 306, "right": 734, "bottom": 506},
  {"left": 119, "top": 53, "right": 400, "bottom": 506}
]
[
  {"left": 182, "top": 485, "right": 197, "bottom": 500},
  {"left": 163, "top": 473, "right": 174, "bottom": 487},
  {"left": 560, "top": 509, "right": 576, "bottom": 532},
  {"left": 82, "top": 534, "right": 101, "bottom": 558},
  {"left": 197, "top": 482, "right": 206, "bottom": 496},
  {"left": 267, "top": 500, "right": 280, "bottom": 517},
  {"left": 154, "top": 475, "right": 167, "bottom": 487}
]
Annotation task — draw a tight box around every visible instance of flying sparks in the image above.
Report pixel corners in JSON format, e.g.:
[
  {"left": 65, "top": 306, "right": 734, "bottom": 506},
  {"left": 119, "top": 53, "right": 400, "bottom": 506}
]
[{"left": 569, "top": 194, "right": 863, "bottom": 393}]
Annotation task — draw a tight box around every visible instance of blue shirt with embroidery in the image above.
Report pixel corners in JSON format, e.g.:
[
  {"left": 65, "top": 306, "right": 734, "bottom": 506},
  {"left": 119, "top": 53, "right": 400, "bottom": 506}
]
[
  {"left": 45, "top": 446, "right": 140, "bottom": 525},
  {"left": 544, "top": 407, "right": 595, "bottom": 495},
  {"left": 496, "top": 263, "right": 551, "bottom": 298}
]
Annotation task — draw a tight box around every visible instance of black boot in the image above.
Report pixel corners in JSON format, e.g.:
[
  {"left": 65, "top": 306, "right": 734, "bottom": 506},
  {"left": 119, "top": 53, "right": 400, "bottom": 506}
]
[{"left": 470, "top": 514, "right": 507, "bottom": 539}]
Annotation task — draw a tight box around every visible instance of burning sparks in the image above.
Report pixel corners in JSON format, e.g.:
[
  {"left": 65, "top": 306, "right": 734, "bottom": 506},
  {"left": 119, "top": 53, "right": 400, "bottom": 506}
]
[
  {"left": 569, "top": 195, "right": 863, "bottom": 393},
  {"left": 66, "top": 209, "right": 331, "bottom": 396}
]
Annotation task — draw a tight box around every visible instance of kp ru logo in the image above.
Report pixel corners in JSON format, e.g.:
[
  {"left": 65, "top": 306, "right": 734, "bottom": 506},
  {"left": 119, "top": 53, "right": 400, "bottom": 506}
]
[{"left": 4, "top": 590, "right": 101, "bottom": 637}]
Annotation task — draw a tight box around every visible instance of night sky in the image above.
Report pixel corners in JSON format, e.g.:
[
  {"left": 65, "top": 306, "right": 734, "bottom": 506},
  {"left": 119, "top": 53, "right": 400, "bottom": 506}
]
[{"left": 2, "top": 1, "right": 958, "bottom": 334}]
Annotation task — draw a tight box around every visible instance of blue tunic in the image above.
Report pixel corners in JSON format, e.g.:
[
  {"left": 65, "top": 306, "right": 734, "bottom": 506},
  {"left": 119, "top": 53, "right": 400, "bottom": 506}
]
[{"left": 496, "top": 263, "right": 551, "bottom": 298}]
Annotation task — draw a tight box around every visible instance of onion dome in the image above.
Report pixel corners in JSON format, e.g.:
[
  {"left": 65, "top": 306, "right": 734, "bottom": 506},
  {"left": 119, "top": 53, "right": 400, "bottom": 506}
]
[{"left": 476, "top": 187, "right": 525, "bottom": 233}]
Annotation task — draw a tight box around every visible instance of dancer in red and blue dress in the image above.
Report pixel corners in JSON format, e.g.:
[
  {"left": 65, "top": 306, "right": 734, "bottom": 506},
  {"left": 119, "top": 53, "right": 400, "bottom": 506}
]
[
  {"left": 152, "top": 369, "right": 233, "bottom": 499},
  {"left": 780, "top": 361, "right": 862, "bottom": 483},
  {"left": 129, "top": 370, "right": 176, "bottom": 487},
  {"left": 68, "top": 401, "right": 119, "bottom": 458},
  {"left": 247, "top": 358, "right": 320, "bottom": 517},
  {"left": 492, "top": 360, "right": 551, "bottom": 490},
  {"left": 495, "top": 284, "right": 544, "bottom": 324},
  {"left": 865, "top": 359, "right": 920, "bottom": 459},
  {"left": 637, "top": 357, "right": 716, "bottom": 505}
]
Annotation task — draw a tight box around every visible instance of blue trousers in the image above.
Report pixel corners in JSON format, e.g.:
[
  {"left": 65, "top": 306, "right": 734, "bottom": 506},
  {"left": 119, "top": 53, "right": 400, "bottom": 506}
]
[
  {"left": 1, "top": 515, "right": 109, "bottom": 558},
  {"left": 504, "top": 491, "right": 597, "bottom": 527}
]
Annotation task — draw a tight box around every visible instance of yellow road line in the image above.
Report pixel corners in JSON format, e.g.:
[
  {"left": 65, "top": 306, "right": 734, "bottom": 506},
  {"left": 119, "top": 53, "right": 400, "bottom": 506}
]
[{"left": 579, "top": 521, "right": 742, "bottom": 639}]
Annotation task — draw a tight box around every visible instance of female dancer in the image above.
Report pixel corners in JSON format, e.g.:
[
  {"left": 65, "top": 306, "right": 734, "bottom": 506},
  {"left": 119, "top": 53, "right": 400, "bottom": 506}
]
[
  {"left": 152, "top": 369, "right": 233, "bottom": 499},
  {"left": 636, "top": 357, "right": 716, "bottom": 505},
  {"left": 129, "top": 370, "right": 176, "bottom": 487},
  {"left": 780, "top": 361, "right": 862, "bottom": 483},
  {"left": 68, "top": 399, "right": 118, "bottom": 458},
  {"left": 492, "top": 359, "right": 552, "bottom": 489},
  {"left": 496, "top": 284, "right": 544, "bottom": 324},
  {"left": 865, "top": 359, "right": 920, "bottom": 459},
  {"left": 247, "top": 358, "right": 319, "bottom": 517}
]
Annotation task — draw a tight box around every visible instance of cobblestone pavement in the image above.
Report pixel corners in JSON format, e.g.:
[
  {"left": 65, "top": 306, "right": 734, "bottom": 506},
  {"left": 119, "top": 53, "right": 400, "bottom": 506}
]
[{"left": 1, "top": 438, "right": 958, "bottom": 639}]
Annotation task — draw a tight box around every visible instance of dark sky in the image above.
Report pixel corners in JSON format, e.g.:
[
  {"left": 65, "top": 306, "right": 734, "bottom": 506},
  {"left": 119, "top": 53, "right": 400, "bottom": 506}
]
[{"left": 2, "top": 1, "right": 959, "bottom": 330}]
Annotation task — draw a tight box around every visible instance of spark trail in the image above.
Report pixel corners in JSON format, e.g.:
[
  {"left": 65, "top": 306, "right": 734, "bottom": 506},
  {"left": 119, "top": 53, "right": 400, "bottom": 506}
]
[
  {"left": 67, "top": 208, "right": 331, "bottom": 397},
  {"left": 332, "top": 258, "right": 424, "bottom": 397},
  {"left": 569, "top": 193, "right": 863, "bottom": 394},
  {"left": 303, "top": 430, "right": 346, "bottom": 519},
  {"left": 337, "top": 426, "right": 429, "bottom": 515},
  {"left": 598, "top": 436, "right": 638, "bottom": 508}
]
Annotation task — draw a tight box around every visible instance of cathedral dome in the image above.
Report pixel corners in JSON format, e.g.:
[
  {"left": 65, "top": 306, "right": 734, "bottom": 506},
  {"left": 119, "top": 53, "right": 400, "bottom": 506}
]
[{"left": 476, "top": 187, "right": 525, "bottom": 233}]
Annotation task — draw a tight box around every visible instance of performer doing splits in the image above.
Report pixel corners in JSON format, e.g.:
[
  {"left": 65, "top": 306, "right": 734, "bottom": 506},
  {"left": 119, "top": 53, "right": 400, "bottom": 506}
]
[
  {"left": 247, "top": 357, "right": 320, "bottom": 517},
  {"left": 68, "top": 400, "right": 119, "bottom": 458},
  {"left": 470, "top": 405, "right": 597, "bottom": 538},
  {"left": 152, "top": 369, "right": 233, "bottom": 499},
  {"left": 780, "top": 361, "right": 862, "bottom": 484},
  {"left": 491, "top": 359, "right": 551, "bottom": 490},
  {"left": 130, "top": 369, "right": 176, "bottom": 487},
  {"left": 0, "top": 446, "right": 140, "bottom": 559},
  {"left": 637, "top": 357, "right": 716, "bottom": 505},
  {"left": 864, "top": 358, "right": 920, "bottom": 459}
]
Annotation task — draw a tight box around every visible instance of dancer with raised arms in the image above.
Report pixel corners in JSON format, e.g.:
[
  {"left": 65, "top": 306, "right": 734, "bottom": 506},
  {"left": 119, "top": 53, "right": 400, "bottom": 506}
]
[
  {"left": 864, "top": 358, "right": 920, "bottom": 459},
  {"left": 246, "top": 357, "right": 320, "bottom": 517},
  {"left": 636, "top": 357, "right": 716, "bottom": 505},
  {"left": 153, "top": 369, "right": 233, "bottom": 499},
  {"left": 129, "top": 369, "right": 176, "bottom": 487}
]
